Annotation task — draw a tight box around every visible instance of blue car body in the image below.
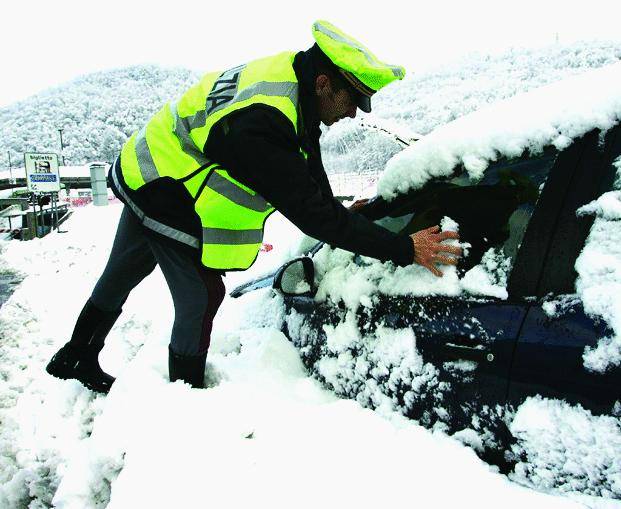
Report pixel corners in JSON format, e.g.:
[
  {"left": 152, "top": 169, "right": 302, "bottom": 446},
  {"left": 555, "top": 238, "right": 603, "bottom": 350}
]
[{"left": 233, "top": 125, "right": 621, "bottom": 468}]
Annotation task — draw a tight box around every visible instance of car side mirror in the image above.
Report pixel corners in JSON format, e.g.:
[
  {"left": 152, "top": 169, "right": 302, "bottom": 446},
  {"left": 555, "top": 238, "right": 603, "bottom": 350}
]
[{"left": 273, "top": 257, "right": 315, "bottom": 297}]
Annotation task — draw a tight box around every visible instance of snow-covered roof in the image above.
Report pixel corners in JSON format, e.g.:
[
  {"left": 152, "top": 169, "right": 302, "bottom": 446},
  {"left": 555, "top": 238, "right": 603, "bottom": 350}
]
[{"left": 378, "top": 62, "right": 621, "bottom": 200}]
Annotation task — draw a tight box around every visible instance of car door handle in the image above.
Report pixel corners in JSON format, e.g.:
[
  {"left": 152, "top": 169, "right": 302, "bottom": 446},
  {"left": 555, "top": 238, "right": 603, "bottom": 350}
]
[
  {"left": 289, "top": 295, "right": 317, "bottom": 313},
  {"left": 441, "top": 343, "right": 495, "bottom": 363}
]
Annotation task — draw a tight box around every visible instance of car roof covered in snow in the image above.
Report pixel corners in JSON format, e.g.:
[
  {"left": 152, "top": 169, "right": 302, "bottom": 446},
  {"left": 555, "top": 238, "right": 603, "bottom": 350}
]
[{"left": 378, "top": 62, "right": 621, "bottom": 200}]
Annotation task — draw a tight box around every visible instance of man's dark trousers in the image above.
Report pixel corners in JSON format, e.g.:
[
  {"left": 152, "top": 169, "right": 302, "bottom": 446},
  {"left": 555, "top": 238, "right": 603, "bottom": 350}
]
[{"left": 91, "top": 206, "right": 225, "bottom": 356}]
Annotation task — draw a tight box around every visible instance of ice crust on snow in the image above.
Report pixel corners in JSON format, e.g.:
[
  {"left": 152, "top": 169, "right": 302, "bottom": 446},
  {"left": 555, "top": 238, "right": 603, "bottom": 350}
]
[{"left": 378, "top": 62, "right": 621, "bottom": 200}]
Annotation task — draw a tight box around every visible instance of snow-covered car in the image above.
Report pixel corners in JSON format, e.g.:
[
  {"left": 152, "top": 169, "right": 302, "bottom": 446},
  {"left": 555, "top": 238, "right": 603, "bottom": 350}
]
[
  {"left": 232, "top": 63, "right": 621, "bottom": 472},
  {"left": 233, "top": 124, "right": 621, "bottom": 467}
]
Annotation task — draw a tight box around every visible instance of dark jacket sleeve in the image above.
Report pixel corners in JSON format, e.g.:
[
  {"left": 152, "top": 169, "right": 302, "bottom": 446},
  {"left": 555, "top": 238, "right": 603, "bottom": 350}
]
[
  {"left": 204, "top": 106, "right": 414, "bottom": 266},
  {"left": 303, "top": 125, "right": 335, "bottom": 201}
]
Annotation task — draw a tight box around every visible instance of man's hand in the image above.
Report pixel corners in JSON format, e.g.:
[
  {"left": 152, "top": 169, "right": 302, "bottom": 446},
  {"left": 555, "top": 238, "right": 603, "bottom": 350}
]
[
  {"left": 410, "top": 225, "right": 462, "bottom": 277},
  {"left": 348, "top": 198, "right": 369, "bottom": 211}
]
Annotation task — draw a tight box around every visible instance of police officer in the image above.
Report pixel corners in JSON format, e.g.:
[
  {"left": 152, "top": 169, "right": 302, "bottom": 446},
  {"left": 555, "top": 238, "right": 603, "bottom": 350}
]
[{"left": 46, "top": 20, "right": 461, "bottom": 392}]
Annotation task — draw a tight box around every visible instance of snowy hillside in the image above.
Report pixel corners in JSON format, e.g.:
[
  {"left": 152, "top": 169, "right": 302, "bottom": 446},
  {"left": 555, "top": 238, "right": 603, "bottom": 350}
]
[
  {"left": 0, "top": 66, "right": 199, "bottom": 168},
  {"left": 0, "top": 41, "right": 619, "bottom": 175}
]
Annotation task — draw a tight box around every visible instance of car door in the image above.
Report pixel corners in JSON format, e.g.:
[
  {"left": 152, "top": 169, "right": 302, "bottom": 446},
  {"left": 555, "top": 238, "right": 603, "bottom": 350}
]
[
  {"left": 508, "top": 125, "right": 621, "bottom": 415},
  {"left": 365, "top": 294, "right": 526, "bottom": 440},
  {"left": 394, "top": 127, "right": 621, "bottom": 434},
  {"left": 357, "top": 142, "right": 590, "bottom": 440}
]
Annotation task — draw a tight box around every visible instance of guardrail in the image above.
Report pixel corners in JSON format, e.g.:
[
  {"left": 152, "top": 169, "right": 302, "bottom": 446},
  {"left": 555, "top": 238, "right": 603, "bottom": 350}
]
[
  {"left": 0, "top": 176, "right": 93, "bottom": 191},
  {"left": 0, "top": 198, "right": 32, "bottom": 239},
  {"left": 0, "top": 198, "right": 71, "bottom": 240}
]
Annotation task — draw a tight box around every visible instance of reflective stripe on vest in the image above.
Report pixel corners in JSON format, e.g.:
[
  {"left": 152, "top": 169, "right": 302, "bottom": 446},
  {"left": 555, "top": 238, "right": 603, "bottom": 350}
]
[
  {"left": 113, "top": 160, "right": 268, "bottom": 251},
  {"left": 195, "top": 166, "right": 276, "bottom": 270},
  {"left": 206, "top": 170, "right": 271, "bottom": 213},
  {"left": 203, "top": 227, "right": 263, "bottom": 245},
  {"left": 131, "top": 80, "right": 298, "bottom": 187},
  {"left": 111, "top": 160, "right": 201, "bottom": 248}
]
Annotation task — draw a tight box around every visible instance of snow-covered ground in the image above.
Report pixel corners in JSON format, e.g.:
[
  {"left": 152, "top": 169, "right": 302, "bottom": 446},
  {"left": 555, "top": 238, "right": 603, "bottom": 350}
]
[
  {"left": 2, "top": 40, "right": 621, "bottom": 508},
  {"left": 0, "top": 204, "right": 615, "bottom": 509}
]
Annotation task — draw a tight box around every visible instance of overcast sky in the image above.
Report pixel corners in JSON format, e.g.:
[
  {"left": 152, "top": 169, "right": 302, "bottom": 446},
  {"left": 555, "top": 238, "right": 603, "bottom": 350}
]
[{"left": 1, "top": 0, "right": 620, "bottom": 108}]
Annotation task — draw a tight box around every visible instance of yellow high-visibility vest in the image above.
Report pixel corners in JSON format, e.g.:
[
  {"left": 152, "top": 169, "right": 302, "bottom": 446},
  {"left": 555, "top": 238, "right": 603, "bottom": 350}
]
[{"left": 118, "top": 51, "right": 300, "bottom": 270}]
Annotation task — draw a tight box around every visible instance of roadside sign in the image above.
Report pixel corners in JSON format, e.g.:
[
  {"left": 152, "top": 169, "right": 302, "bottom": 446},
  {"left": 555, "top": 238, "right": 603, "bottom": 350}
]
[{"left": 24, "top": 153, "right": 60, "bottom": 192}]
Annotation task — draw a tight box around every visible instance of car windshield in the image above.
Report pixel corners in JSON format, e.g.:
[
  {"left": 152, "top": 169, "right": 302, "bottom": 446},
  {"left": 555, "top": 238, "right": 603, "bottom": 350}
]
[{"left": 373, "top": 149, "right": 557, "bottom": 273}]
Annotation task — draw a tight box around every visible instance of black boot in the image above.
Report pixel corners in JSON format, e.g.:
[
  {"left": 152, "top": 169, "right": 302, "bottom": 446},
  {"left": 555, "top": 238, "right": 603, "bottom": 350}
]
[
  {"left": 168, "top": 346, "right": 207, "bottom": 389},
  {"left": 46, "top": 299, "right": 121, "bottom": 393}
]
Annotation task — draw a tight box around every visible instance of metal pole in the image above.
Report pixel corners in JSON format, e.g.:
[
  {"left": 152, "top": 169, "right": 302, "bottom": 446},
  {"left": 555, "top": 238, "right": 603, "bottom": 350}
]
[
  {"left": 53, "top": 192, "right": 59, "bottom": 230},
  {"left": 50, "top": 193, "right": 54, "bottom": 230},
  {"left": 38, "top": 196, "right": 42, "bottom": 237},
  {"left": 31, "top": 193, "right": 38, "bottom": 238},
  {"left": 25, "top": 210, "right": 35, "bottom": 240},
  {"left": 7, "top": 151, "right": 13, "bottom": 183},
  {"left": 39, "top": 197, "right": 44, "bottom": 236},
  {"left": 58, "top": 128, "right": 66, "bottom": 166}
]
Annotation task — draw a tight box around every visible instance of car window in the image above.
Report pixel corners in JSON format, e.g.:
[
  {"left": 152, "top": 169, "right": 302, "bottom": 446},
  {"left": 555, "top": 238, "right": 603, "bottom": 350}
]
[
  {"left": 374, "top": 150, "right": 558, "bottom": 274},
  {"left": 528, "top": 129, "right": 620, "bottom": 297}
]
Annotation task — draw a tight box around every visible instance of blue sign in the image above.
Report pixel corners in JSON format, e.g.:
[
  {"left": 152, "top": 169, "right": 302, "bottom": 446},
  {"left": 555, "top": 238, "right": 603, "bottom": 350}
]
[{"left": 30, "top": 174, "right": 58, "bottom": 183}]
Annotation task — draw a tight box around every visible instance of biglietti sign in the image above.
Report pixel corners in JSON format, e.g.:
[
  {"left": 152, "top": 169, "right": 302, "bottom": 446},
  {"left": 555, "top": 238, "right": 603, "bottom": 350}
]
[{"left": 24, "top": 153, "right": 60, "bottom": 192}]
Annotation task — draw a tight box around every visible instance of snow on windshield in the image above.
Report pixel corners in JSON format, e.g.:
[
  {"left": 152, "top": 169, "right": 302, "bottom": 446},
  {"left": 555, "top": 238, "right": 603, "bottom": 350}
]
[
  {"left": 378, "top": 62, "right": 621, "bottom": 200},
  {"left": 312, "top": 217, "right": 507, "bottom": 312}
]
